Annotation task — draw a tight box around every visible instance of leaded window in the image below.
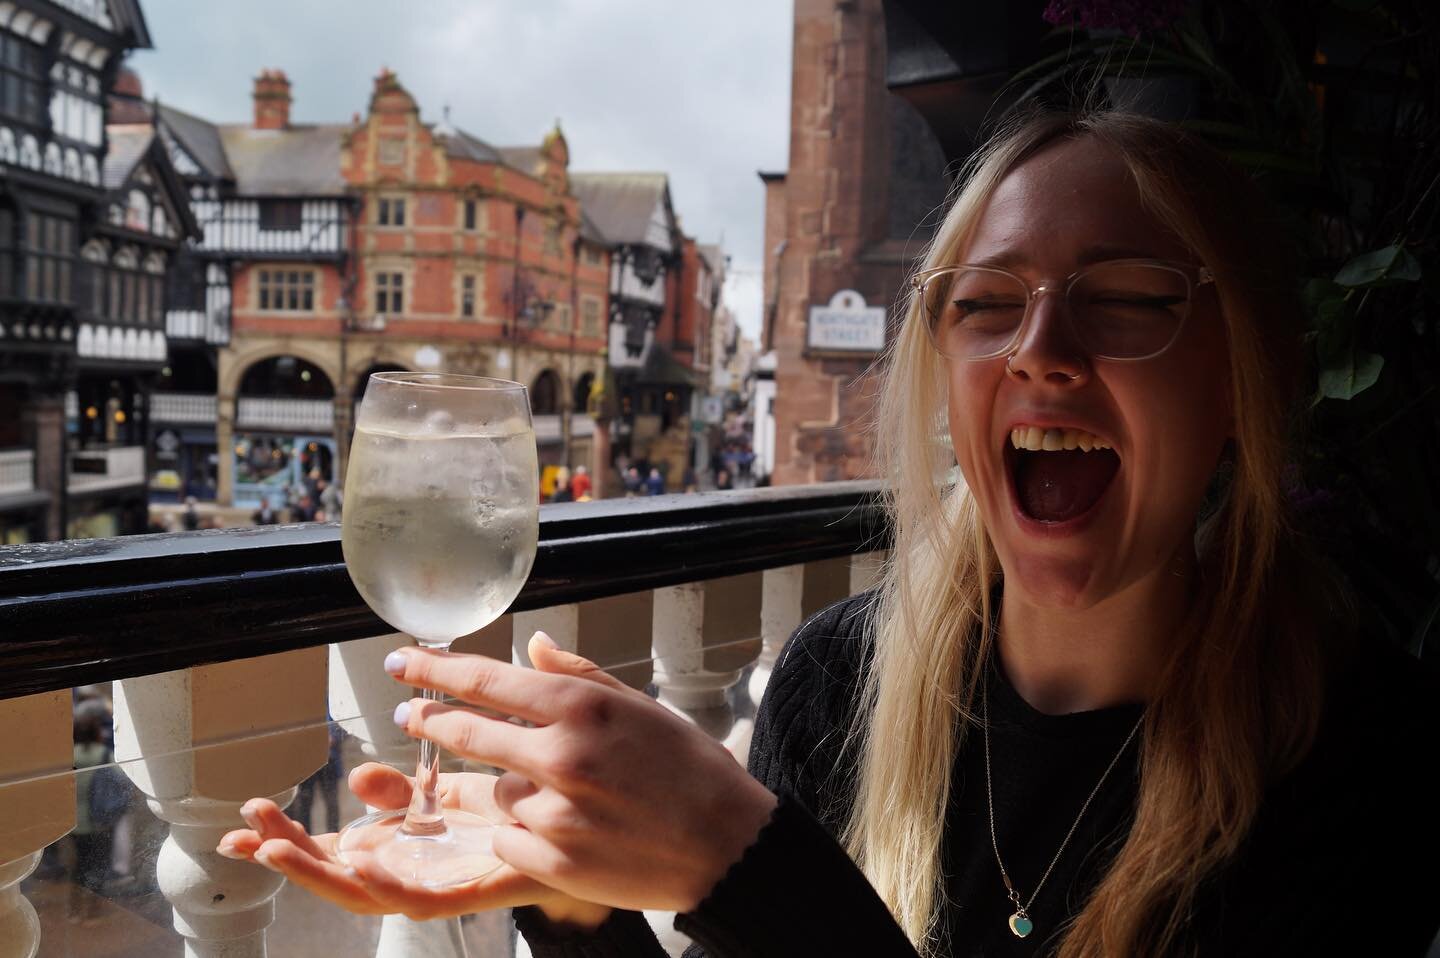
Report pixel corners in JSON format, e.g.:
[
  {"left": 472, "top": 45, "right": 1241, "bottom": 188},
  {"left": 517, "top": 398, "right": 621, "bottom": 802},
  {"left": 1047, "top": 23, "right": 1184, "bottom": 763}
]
[
  {"left": 375, "top": 272, "right": 403, "bottom": 314},
  {"left": 24, "top": 213, "right": 74, "bottom": 304},
  {"left": 0, "top": 33, "right": 45, "bottom": 127},
  {"left": 257, "top": 269, "right": 315, "bottom": 311}
]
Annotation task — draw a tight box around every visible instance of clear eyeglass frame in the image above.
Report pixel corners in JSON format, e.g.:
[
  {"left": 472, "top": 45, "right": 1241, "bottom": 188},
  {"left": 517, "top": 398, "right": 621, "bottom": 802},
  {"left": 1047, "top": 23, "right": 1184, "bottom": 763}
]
[{"left": 910, "top": 257, "right": 1216, "bottom": 363}]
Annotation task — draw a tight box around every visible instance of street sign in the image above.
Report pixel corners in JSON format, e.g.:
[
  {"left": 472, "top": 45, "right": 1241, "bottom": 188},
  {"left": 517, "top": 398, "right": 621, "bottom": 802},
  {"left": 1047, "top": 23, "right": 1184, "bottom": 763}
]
[{"left": 806, "top": 289, "right": 886, "bottom": 354}]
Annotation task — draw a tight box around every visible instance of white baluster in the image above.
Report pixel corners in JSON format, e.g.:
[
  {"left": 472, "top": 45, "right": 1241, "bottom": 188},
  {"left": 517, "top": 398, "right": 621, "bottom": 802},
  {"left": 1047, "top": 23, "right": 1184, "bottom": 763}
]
[
  {"left": 850, "top": 549, "right": 888, "bottom": 595},
  {"left": 332, "top": 629, "right": 504, "bottom": 958},
  {"left": 114, "top": 648, "right": 328, "bottom": 958},
  {"left": 752, "top": 565, "right": 803, "bottom": 710},
  {"left": 0, "top": 690, "right": 73, "bottom": 958},
  {"left": 0, "top": 853, "right": 41, "bottom": 958},
  {"left": 652, "top": 573, "right": 762, "bottom": 746},
  {"left": 750, "top": 557, "right": 856, "bottom": 714},
  {"left": 513, "top": 592, "right": 654, "bottom": 692}
]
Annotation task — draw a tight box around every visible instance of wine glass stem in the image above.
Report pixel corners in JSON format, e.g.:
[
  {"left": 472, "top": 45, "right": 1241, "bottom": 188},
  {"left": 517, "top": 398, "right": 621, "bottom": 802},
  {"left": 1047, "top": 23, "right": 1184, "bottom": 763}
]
[{"left": 400, "top": 684, "right": 447, "bottom": 838}]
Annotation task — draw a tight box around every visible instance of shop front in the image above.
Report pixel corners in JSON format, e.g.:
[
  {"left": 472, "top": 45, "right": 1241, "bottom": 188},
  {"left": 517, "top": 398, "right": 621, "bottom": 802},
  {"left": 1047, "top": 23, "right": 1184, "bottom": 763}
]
[{"left": 231, "top": 433, "right": 336, "bottom": 512}]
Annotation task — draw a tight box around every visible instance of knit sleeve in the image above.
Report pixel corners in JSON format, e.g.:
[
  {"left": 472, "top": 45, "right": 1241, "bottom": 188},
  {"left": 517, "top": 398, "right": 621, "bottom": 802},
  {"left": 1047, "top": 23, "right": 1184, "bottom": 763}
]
[{"left": 516, "top": 590, "right": 885, "bottom": 958}]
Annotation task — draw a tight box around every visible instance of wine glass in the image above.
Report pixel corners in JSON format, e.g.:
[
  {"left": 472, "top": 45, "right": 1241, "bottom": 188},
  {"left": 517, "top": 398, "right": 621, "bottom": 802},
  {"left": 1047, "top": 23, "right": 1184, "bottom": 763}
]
[{"left": 337, "top": 372, "right": 539, "bottom": 886}]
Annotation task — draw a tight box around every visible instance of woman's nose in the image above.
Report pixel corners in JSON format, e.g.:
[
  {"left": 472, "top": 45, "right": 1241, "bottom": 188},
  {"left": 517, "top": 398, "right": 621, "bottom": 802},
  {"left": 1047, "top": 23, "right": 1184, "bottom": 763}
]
[{"left": 1004, "top": 289, "right": 1090, "bottom": 386}]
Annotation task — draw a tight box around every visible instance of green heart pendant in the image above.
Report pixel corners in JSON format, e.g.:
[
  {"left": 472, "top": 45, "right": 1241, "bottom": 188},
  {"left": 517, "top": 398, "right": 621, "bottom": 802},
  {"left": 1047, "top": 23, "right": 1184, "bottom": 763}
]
[{"left": 1008, "top": 913, "right": 1034, "bottom": 938}]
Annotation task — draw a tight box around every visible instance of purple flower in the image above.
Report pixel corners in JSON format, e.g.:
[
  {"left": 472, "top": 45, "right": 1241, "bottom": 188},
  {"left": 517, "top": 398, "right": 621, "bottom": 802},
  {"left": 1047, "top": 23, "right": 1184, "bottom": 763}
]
[{"left": 1043, "top": 0, "right": 1190, "bottom": 38}]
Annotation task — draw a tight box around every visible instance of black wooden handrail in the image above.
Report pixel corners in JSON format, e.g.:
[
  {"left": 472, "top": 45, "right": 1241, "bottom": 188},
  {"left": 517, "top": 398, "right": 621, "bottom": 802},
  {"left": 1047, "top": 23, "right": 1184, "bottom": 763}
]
[{"left": 0, "top": 482, "right": 890, "bottom": 701}]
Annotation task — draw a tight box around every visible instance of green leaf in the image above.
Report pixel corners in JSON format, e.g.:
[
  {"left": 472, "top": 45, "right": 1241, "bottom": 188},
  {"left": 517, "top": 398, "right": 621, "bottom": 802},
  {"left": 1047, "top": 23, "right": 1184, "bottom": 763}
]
[
  {"left": 1317, "top": 350, "right": 1384, "bottom": 402},
  {"left": 1302, "top": 277, "right": 1345, "bottom": 319},
  {"left": 1334, "top": 245, "right": 1423, "bottom": 287}
]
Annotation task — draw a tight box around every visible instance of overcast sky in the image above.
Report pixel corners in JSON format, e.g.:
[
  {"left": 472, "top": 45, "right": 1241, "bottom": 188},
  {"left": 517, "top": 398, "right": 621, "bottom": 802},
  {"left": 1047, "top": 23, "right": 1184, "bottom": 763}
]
[{"left": 129, "top": 0, "right": 792, "bottom": 341}]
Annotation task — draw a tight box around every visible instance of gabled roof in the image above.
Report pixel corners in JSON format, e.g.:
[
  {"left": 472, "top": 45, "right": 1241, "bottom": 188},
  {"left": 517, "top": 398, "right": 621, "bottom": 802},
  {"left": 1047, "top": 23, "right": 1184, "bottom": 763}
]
[
  {"left": 579, "top": 209, "right": 607, "bottom": 246},
  {"left": 216, "top": 124, "right": 348, "bottom": 196},
  {"left": 102, "top": 125, "right": 152, "bottom": 191},
  {"left": 570, "top": 172, "right": 673, "bottom": 248},
  {"left": 108, "top": 0, "right": 153, "bottom": 49},
  {"left": 156, "top": 103, "right": 234, "bottom": 181},
  {"left": 101, "top": 123, "right": 202, "bottom": 240},
  {"left": 698, "top": 242, "right": 725, "bottom": 276},
  {"left": 497, "top": 145, "right": 542, "bottom": 176},
  {"left": 439, "top": 128, "right": 504, "bottom": 165}
]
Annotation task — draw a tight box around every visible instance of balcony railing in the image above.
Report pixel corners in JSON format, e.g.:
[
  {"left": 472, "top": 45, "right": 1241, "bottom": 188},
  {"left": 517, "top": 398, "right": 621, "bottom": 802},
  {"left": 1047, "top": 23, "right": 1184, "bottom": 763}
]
[
  {"left": 150, "top": 392, "right": 219, "bottom": 425},
  {"left": 67, "top": 446, "right": 147, "bottom": 493},
  {"left": 190, "top": 199, "right": 351, "bottom": 259},
  {"left": 0, "top": 483, "right": 889, "bottom": 957},
  {"left": 236, "top": 397, "right": 336, "bottom": 433},
  {"left": 0, "top": 448, "right": 34, "bottom": 496}
]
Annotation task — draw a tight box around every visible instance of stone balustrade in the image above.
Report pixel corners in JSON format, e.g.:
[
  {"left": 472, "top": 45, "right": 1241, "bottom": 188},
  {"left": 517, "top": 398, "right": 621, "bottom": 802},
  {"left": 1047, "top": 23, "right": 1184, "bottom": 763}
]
[
  {"left": 0, "top": 449, "right": 35, "bottom": 497},
  {"left": 0, "top": 482, "right": 888, "bottom": 956}
]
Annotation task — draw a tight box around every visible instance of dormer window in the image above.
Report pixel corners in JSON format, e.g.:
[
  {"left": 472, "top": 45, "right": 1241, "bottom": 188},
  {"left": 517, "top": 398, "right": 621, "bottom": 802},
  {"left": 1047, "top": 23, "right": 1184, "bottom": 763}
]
[
  {"left": 125, "top": 190, "right": 150, "bottom": 232},
  {"left": 259, "top": 200, "right": 303, "bottom": 232}
]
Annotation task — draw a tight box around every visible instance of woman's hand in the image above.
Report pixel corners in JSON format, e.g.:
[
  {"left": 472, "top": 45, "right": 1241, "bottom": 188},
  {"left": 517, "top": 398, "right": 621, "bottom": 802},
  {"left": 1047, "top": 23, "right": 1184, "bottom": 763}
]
[
  {"left": 387, "top": 633, "right": 778, "bottom": 913},
  {"left": 217, "top": 762, "right": 610, "bottom": 927}
]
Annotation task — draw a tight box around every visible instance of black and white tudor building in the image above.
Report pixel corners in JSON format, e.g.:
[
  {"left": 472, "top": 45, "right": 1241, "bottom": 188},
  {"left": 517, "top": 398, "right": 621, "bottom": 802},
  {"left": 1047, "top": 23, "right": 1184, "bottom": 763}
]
[{"left": 0, "top": 0, "right": 181, "bottom": 541}]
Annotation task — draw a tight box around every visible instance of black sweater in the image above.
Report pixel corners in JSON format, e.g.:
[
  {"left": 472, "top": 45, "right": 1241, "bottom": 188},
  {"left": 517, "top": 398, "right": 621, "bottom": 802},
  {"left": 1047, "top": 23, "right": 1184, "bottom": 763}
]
[{"left": 517, "top": 591, "right": 1440, "bottom": 956}]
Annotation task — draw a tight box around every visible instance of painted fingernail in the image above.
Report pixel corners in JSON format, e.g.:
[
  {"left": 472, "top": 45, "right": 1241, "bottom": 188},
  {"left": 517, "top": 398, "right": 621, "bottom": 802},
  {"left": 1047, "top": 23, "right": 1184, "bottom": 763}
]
[
  {"left": 532, "top": 631, "right": 557, "bottom": 650},
  {"left": 393, "top": 701, "right": 411, "bottom": 728},
  {"left": 216, "top": 842, "right": 245, "bottom": 860},
  {"left": 239, "top": 802, "right": 263, "bottom": 833},
  {"left": 383, "top": 651, "right": 408, "bottom": 675},
  {"left": 253, "top": 849, "right": 273, "bottom": 868}
]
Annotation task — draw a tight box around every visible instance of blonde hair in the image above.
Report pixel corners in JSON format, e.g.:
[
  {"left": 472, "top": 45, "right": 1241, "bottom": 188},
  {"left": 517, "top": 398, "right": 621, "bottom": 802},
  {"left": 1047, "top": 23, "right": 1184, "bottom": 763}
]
[{"left": 843, "top": 109, "right": 1343, "bottom": 955}]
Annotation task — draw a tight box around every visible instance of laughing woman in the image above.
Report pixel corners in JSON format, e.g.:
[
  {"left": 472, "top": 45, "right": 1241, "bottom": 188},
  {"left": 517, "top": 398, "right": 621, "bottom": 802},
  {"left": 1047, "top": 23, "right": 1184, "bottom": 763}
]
[{"left": 221, "top": 109, "right": 1440, "bottom": 956}]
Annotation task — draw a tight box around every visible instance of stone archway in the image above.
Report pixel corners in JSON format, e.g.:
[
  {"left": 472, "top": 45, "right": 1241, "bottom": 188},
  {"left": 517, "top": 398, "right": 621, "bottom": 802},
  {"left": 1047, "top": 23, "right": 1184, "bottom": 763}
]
[
  {"left": 352, "top": 362, "right": 411, "bottom": 402},
  {"left": 217, "top": 349, "right": 342, "bottom": 509},
  {"left": 218, "top": 341, "right": 343, "bottom": 401},
  {"left": 531, "top": 368, "right": 561, "bottom": 416},
  {"left": 572, "top": 371, "right": 596, "bottom": 415}
]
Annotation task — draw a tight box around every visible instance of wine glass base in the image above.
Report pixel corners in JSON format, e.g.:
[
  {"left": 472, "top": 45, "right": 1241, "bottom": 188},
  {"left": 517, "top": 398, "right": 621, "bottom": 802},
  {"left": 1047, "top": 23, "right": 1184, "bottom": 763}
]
[{"left": 336, "top": 808, "right": 502, "bottom": 887}]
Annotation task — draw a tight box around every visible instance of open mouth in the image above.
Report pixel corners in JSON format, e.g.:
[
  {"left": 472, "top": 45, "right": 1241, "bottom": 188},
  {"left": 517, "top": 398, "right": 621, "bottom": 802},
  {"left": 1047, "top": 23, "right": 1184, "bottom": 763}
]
[{"left": 1003, "top": 427, "right": 1121, "bottom": 524}]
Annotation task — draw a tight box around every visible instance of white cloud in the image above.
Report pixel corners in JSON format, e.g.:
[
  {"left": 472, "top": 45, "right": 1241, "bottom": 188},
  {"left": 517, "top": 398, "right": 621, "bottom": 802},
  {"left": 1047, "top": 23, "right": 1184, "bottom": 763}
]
[{"left": 129, "top": 0, "right": 790, "bottom": 341}]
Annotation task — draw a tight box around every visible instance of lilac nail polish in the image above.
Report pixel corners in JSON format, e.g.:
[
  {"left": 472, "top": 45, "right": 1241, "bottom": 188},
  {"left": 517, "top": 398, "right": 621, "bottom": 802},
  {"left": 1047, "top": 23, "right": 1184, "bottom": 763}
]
[
  {"left": 383, "top": 651, "right": 407, "bottom": 675},
  {"left": 239, "top": 803, "right": 263, "bottom": 833},
  {"left": 393, "top": 701, "right": 411, "bottom": 727}
]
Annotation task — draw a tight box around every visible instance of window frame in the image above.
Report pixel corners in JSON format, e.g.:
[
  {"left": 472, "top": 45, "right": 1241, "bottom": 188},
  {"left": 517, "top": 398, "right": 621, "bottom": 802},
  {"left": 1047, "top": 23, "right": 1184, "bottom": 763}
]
[
  {"left": 463, "top": 198, "right": 477, "bottom": 231},
  {"left": 581, "top": 295, "right": 602, "bottom": 337},
  {"left": 460, "top": 273, "right": 476, "bottom": 318},
  {"left": 376, "top": 196, "right": 407, "bottom": 228},
  {"left": 23, "top": 212, "right": 75, "bottom": 305},
  {"left": 256, "top": 268, "right": 317, "bottom": 313},
  {"left": 259, "top": 201, "right": 305, "bottom": 232},
  {"left": 374, "top": 271, "right": 404, "bottom": 315},
  {"left": 0, "top": 33, "right": 47, "bottom": 129}
]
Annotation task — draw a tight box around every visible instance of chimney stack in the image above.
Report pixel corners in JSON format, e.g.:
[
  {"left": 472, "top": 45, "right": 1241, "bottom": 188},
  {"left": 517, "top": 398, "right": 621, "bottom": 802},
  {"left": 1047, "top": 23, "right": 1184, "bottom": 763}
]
[{"left": 252, "top": 69, "right": 292, "bottom": 130}]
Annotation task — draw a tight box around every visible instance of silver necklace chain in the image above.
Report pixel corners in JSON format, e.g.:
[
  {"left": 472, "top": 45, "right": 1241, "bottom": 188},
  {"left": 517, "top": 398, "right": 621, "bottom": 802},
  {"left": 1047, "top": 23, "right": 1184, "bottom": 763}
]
[{"left": 981, "top": 663, "right": 1145, "bottom": 938}]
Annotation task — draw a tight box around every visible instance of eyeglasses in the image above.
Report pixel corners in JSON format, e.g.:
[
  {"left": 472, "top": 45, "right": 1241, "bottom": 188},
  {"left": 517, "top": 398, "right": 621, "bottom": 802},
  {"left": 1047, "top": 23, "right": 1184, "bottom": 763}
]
[{"left": 911, "top": 258, "right": 1215, "bottom": 362}]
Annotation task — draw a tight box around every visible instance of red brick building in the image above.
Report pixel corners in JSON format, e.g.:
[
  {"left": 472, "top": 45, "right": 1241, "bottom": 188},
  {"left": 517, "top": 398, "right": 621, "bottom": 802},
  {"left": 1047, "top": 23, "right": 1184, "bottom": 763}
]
[
  {"left": 152, "top": 68, "right": 612, "bottom": 509},
  {"left": 760, "top": 0, "right": 947, "bottom": 485}
]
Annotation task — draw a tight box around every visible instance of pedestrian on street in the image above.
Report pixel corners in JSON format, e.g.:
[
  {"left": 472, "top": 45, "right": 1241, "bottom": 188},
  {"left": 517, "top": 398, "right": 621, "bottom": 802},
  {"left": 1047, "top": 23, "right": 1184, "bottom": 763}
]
[
  {"left": 318, "top": 478, "right": 343, "bottom": 520},
  {"left": 644, "top": 468, "right": 665, "bottom": 496},
  {"left": 570, "top": 466, "right": 592, "bottom": 501},
  {"left": 181, "top": 496, "right": 200, "bottom": 532},
  {"left": 252, "top": 500, "right": 279, "bottom": 526}
]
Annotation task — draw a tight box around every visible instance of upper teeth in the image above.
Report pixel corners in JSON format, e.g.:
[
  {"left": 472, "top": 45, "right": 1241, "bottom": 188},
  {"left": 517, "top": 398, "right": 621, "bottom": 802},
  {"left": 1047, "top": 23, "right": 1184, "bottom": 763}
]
[{"left": 1010, "top": 426, "right": 1111, "bottom": 452}]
